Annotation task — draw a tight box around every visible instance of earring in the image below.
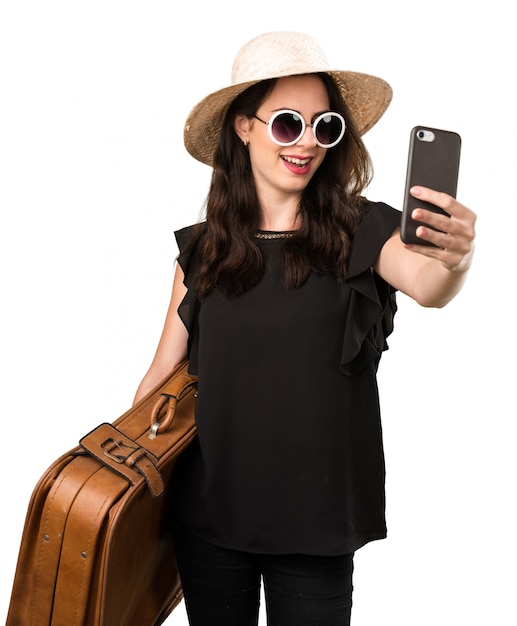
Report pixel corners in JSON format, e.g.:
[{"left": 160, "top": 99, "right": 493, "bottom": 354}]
[{"left": 243, "top": 140, "right": 248, "bottom": 147}]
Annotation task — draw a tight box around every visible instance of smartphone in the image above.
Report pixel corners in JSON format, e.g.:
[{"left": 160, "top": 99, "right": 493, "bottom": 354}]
[{"left": 400, "top": 126, "right": 461, "bottom": 245}]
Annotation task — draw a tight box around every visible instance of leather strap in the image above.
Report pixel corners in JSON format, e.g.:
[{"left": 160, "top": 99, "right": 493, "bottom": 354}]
[
  {"left": 28, "top": 454, "right": 101, "bottom": 626},
  {"left": 51, "top": 467, "right": 128, "bottom": 625},
  {"left": 80, "top": 423, "right": 165, "bottom": 498}
]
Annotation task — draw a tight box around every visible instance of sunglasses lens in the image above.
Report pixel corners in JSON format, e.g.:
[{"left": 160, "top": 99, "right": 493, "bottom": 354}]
[
  {"left": 314, "top": 114, "right": 345, "bottom": 146},
  {"left": 271, "top": 112, "right": 304, "bottom": 145}
]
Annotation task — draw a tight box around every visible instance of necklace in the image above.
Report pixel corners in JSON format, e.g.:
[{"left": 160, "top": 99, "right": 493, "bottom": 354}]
[{"left": 254, "top": 231, "right": 296, "bottom": 240}]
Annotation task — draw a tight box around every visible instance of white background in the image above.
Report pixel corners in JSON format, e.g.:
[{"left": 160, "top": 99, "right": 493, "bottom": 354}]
[{"left": 1, "top": 1, "right": 515, "bottom": 624}]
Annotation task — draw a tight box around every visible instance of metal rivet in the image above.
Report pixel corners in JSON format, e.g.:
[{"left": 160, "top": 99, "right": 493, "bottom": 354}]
[
  {"left": 43, "top": 534, "right": 50, "bottom": 542},
  {"left": 81, "top": 552, "right": 88, "bottom": 559}
]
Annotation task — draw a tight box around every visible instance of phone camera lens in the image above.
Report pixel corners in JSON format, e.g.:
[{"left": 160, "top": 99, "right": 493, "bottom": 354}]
[{"left": 417, "top": 130, "right": 425, "bottom": 139}]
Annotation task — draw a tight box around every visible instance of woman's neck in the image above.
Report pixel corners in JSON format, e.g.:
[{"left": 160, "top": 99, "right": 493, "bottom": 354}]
[{"left": 258, "top": 195, "right": 300, "bottom": 231}]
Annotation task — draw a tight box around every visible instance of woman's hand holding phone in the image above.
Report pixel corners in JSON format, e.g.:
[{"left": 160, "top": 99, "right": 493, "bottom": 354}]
[{"left": 403, "top": 185, "right": 476, "bottom": 273}]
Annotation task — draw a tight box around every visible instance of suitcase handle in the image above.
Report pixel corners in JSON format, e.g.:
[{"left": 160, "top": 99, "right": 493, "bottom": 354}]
[{"left": 149, "top": 372, "right": 197, "bottom": 440}]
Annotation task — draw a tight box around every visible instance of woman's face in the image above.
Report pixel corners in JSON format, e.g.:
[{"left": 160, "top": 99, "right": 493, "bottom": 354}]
[{"left": 234, "top": 75, "right": 330, "bottom": 204}]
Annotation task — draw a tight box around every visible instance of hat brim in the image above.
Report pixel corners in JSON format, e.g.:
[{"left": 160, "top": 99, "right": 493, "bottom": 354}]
[{"left": 184, "top": 70, "right": 392, "bottom": 167}]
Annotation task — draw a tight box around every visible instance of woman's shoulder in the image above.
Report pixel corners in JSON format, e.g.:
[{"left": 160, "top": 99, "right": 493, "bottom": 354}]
[
  {"left": 175, "top": 221, "right": 207, "bottom": 253},
  {"left": 357, "top": 199, "right": 401, "bottom": 232},
  {"left": 347, "top": 199, "right": 401, "bottom": 278}
]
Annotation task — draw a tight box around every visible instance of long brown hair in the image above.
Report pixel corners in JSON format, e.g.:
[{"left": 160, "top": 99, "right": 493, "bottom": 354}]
[{"left": 190, "top": 73, "right": 373, "bottom": 298}]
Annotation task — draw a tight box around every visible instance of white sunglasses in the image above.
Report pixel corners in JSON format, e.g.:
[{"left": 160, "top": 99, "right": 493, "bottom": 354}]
[{"left": 253, "top": 109, "right": 346, "bottom": 148}]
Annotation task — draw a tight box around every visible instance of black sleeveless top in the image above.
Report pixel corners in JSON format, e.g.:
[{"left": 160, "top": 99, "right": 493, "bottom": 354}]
[{"left": 172, "top": 201, "right": 401, "bottom": 556}]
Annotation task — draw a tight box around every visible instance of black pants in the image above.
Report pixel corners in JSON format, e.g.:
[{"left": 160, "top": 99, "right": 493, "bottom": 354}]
[{"left": 173, "top": 522, "right": 354, "bottom": 626}]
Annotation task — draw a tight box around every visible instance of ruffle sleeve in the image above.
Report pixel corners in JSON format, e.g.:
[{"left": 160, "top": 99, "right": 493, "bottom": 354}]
[
  {"left": 175, "top": 224, "right": 203, "bottom": 373},
  {"left": 340, "top": 202, "right": 402, "bottom": 376}
]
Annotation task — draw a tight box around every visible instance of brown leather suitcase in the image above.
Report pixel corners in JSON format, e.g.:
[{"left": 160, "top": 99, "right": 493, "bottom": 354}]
[{"left": 6, "top": 360, "right": 197, "bottom": 626}]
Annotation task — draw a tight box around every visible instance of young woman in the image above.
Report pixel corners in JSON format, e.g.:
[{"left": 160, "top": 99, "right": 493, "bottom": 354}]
[{"left": 134, "top": 32, "right": 476, "bottom": 626}]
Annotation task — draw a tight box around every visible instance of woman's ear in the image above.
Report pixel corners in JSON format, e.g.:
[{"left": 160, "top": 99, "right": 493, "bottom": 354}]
[{"left": 233, "top": 114, "right": 251, "bottom": 144}]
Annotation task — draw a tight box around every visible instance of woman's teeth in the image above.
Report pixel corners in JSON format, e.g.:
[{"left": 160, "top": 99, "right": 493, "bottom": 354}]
[{"left": 282, "top": 156, "right": 310, "bottom": 167}]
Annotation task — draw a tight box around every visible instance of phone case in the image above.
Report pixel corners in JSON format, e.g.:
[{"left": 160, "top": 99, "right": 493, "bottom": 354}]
[{"left": 400, "top": 126, "right": 461, "bottom": 245}]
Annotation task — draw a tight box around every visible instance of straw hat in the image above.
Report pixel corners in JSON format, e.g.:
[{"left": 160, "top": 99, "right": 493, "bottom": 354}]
[{"left": 184, "top": 31, "right": 392, "bottom": 167}]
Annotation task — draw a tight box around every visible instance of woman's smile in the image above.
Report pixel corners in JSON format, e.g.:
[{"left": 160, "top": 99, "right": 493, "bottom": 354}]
[{"left": 280, "top": 154, "right": 313, "bottom": 174}]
